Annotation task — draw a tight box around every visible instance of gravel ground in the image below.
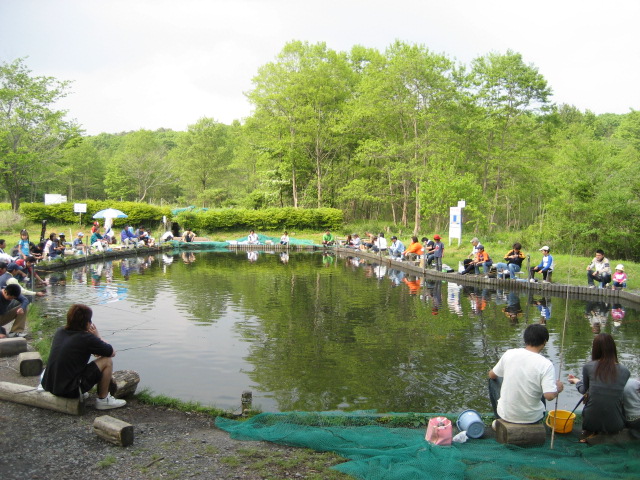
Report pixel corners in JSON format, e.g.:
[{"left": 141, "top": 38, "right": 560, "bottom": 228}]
[{"left": 0, "top": 347, "right": 346, "bottom": 480}]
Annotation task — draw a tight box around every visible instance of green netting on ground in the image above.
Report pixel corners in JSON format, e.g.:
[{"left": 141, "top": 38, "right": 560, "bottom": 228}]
[
  {"left": 215, "top": 412, "right": 640, "bottom": 480},
  {"left": 233, "top": 234, "right": 316, "bottom": 246},
  {"left": 169, "top": 239, "right": 230, "bottom": 249}
]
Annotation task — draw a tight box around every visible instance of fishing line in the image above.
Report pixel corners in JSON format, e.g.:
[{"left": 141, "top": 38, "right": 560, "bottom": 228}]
[{"left": 550, "top": 244, "right": 574, "bottom": 450}]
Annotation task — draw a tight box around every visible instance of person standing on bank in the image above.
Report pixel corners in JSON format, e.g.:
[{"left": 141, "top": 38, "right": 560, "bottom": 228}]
[
  {"left": 42, "top": 304, "right": 126, "bottom": 410},
  {"left": 488, "top": 324, "right": 563, "bottom": 424},
  {"left": 431, "top": 235, "right": 445, "bottom": 272}
]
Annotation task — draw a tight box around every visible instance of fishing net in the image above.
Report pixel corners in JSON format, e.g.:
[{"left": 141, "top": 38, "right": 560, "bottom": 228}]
[{"left": 216, "top": 411, "right": 640, "bottom": 480}]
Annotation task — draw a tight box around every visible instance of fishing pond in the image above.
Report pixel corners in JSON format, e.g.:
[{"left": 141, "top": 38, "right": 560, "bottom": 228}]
[{"left": 38, "top": 250, "right": 640, "bottom": 414}]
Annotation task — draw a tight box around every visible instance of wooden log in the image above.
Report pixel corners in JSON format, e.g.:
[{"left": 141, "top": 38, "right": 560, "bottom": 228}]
[
  {"left": 112, "top": 370, "right": 140, "bottom": 398},
  {"left": 495, "top": 419, "right": 546, "bottom": 446},
  {"left": 0, "top": 381, "right": 83, "bottom": 415},
  {"left": 93, "top": 415, "right": 134, "bottom": 446},
  {"left": 17, "top": 351, "right": 43, "bottom": 377},
  {"left": 0, "top": 337, "right": 28, "bottom": 357}
]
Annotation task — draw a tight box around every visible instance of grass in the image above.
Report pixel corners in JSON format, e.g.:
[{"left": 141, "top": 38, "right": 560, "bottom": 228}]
[
  {"left": 96, "top": 455, "right": 117, "bottom": 468},
  {"left": 222, "top": 447, "right": 351, "bottom": 480}
]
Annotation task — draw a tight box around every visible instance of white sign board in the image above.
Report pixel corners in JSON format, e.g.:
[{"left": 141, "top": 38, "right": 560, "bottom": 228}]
[
  {"left": 44, "top": 194, "right": 67, "bottom": 205},
  {"left": 74, "top": 203, "right": 87, "bottom": 213},
  {"left": 457, "top": 200, "right": 466, "bottom": 209},
  {"left": 449, "top": 206, "right": 462, "bottom": 243}
]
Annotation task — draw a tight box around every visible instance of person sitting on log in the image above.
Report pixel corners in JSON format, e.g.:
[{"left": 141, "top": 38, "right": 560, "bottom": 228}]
[
  {"left": 42, "top": 303, "right": 126, "bottom": 410},
  {"left": 0, "top": 283, "right": 28, "bottom": 337},
  {"left": 488, "top": 324, "right": 563, "bottom": 427}
]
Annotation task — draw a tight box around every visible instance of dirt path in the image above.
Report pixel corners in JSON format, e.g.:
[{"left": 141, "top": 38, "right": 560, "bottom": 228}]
[{"left": 0, "top": 350, "right": 348, "bottom": 480}]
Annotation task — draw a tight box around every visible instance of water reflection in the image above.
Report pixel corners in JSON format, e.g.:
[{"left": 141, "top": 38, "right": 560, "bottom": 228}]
[{"left": 35, "top": 251, "right": 640, "bottom": 413}]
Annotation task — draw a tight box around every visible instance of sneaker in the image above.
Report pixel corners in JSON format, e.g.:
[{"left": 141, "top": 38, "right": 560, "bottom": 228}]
[
  {"left": 529, "top": 278, "right": 536, "bottom": 283},
  {"left": 7, "top": 332, "right": 27, "bottom": 338},
  {"left": 95, "top": 393, "right": 126, "bottom": 410},
  {"left": 542, "top": 280, "right": 549, "bottom": 284},
  {"left": 588, "top": 285, "right": 596, "bottom": 289}
]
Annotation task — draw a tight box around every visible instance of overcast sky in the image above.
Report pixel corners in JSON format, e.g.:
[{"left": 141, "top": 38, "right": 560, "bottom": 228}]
[{"left": 1, "top": 0, "right": 638, "bottom": 135}]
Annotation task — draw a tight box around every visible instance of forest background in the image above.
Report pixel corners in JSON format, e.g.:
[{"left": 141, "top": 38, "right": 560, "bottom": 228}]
[{"left": 1, "top": 41, "right": 639, "bottom": 260}]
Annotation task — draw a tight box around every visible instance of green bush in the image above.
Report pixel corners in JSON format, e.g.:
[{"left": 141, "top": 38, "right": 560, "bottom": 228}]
[
  {"left": 175, "top": 207, "right": 343, "bottom": 232},
  {"left": 0, "top": 203, "right": 12, "bottom": 211},
  {"left": 19, "top": 201, "right": 172, "bottom": 228}
]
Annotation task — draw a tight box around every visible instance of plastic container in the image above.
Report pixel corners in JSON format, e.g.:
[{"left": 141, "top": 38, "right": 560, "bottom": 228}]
[
  {"left": 456, "top": 409, "right": 485, "bottom": 439},
  {"left": 546, "top": 410, "right": 576, "bottom": 433}
]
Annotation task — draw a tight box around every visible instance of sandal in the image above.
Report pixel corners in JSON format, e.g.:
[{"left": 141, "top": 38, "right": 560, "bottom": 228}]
[{"left": 579, "top": 432, "right": 597, "bottom": 443}]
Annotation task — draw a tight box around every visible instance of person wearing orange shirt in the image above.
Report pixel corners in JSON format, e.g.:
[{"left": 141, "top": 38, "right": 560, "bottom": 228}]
[
  {"left": 472, "top": 244, "right": 492, "bottom": 275},
  {"left": 402, "top": 236, "right": 424, "bottom": 261}
]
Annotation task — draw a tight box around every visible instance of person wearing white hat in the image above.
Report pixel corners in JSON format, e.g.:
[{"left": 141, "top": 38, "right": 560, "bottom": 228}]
[
  {"left": 529, "top": 246, "right": 554, "bottom": 283},
  {"left": 612, "top": 264, "right": 627, "bottom": 290}
]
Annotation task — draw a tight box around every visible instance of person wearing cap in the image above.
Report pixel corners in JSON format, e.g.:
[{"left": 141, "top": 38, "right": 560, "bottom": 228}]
[
  {"left": 0, "top": 261, "right": 13, "bottom": 288},
  {"left": 0, "top": 283, "right": 29, "bottom": 337},
  {"left": 495, "top": 243, "right": 526, "bottom": 279},
  {"left": 73, "top": 232, "right": 88, "bottom": 254},
  {"left": 529, "top": 246, "right": 554, "bottom": 283},
  {"left": 612, "top": 264, "right": 627, "bottom": 290},
  {"left": 388, "top": 236, "right": 405, "bottom": 258},
  {"left": 431, "top": 234, "right": 445, "bottom": 272},
  {"left": 586, "top": 249, "right": 612, "bottom": 288},
  {"left": 472, "top": 244, "right": 492, "bottom": 275}
]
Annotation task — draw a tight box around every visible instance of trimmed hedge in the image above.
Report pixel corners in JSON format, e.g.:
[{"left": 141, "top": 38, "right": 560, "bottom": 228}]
[
  {"left": 20, "top": 201, "right": 172, "bottom": 228},
  {"left": 176, "top": 207, "right": 343, "bottom": 232}
]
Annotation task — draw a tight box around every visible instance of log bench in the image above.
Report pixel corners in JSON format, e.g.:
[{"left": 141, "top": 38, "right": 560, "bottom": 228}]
[
  {"left": 495, "top": 419, "right": 547, "bottom": 446},
  {"left": 18, "top": 351, "right": 43, "bottom": 376},
  {"left": 94, "top": 415, "right": 134, "bottom": 446},
  {"left": 0, "top": 381, "right": 84, "bottom": 415},
  {"left": 0, "top": 337, "right": 28, "bottom": 357}
]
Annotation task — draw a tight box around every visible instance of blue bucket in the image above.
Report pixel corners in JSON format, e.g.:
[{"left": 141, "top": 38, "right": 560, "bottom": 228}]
[{"left": 457, "top": 409, "right": 485, "bottom": 439}]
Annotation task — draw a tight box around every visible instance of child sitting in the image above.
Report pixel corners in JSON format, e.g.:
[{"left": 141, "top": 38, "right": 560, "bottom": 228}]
[{"left": 612, "top": 264, "right": 628, "bottom": 290}]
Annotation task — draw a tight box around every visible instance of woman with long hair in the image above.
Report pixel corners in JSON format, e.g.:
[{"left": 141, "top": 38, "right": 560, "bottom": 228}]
[{"left": 568, "top": 333, "right": 630, "bottom": 435}]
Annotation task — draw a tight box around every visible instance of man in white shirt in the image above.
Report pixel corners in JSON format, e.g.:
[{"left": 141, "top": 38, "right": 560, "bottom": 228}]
[{"left": 488, "top": 324, "right": 563, "bottom": 424}]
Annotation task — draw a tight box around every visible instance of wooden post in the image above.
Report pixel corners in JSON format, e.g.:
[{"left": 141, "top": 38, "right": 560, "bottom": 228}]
[
  {"left": 17, "top": 352, "right": 43, "bottom": 377},
  {"left": 241, "top": 390, "right": 252, "bottom": 415},
  {"left": 0, "top": 338, "right": 28, "bottom": 357},
  {"left": 0, "top": 381, "right": 83, "bottom": 415},
  {"left": 93, "top": 415, "right": 134, "bottom": 446},
  {"left": 495, "top": 419, "right": 546, "bottom": 446},
  {"left": 111, "top": 370, "right": 141, "bottom": 398}
]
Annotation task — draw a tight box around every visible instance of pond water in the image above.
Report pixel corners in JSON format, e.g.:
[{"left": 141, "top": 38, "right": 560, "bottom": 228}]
[{"left": 38, "top": 250, "right": 640, "bottom": 414}]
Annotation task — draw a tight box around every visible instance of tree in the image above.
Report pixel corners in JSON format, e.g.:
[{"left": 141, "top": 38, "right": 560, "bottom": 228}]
[
  {"left": 0, "top": 58, "right": 77, "bottom": 209},
  {"left": 170, "top": 118, "right": 234, "bottom": 206},
  {"left": 104, "top": 129, "right": 174, "bottom": 202}
]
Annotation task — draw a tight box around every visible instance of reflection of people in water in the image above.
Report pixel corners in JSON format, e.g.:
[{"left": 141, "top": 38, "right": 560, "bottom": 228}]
[
  {"left": 402, "top": 276, "right": 421, "bottom": 295},
  {"left": 503, "top": 292, "right": 523, "bottom": 324},
  {"left": 532, "top": 296, "right": 551, "bottom": 325},
  {"left": 182, "top": 252, "right": 196, "bottom": 264},
  {"left": 469, "top": 288, "right": 488, "bottom": 314},
  {"left": 280, "top": 252, "right": 289, "bottom": 264},
  {"left": 247, "top": 251, "right": 258, "bottom": 262},
  {"left": 373, "top": 263, "right": 387, "bottom": 279},
  {"left": 422, "top": 279, "right": 442, "bottom": 313},
  {"left": 388, "top": 268, "right": 405, "bottom": 287},
  {"left": 446, "top": 282, "right": 463, "bottom": 316},
  {"left": 322, "top": 253, "right": 334, "bottom": 267},
  {"left": 586, "top": 301, "right": 609, "bottom": 333},
  {"left": 611, "top": 304, "right": 625, "bottom": 328}
]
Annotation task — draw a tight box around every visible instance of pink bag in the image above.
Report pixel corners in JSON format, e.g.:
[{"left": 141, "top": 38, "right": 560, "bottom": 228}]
[{"left": 426, "top": 416, "right": 452, "bottom": 446}]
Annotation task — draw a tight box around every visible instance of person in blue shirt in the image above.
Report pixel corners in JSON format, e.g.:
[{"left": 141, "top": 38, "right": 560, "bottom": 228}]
[
  {"left": 529, "top": 246, "right": 553, "bottom": 283},
  {"left": 388, "top": 236, "right": 405, "bottom": 258}
]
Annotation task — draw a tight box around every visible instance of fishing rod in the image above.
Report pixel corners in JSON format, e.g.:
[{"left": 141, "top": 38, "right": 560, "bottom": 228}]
[{"left": 550, "top": 245, "right": 574, "bottom": 450}]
